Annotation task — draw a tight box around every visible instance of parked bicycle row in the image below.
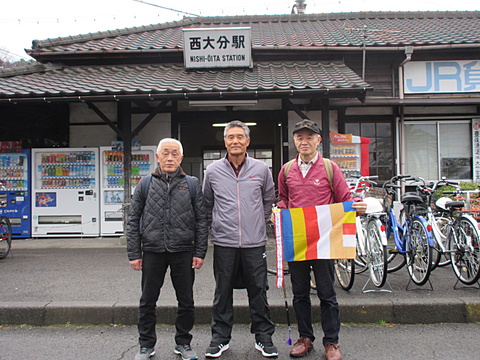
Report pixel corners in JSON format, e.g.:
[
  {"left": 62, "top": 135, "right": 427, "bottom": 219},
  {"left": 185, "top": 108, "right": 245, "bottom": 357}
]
[{"left": 334, "top": 174, "right": 480, "bottom": 291}]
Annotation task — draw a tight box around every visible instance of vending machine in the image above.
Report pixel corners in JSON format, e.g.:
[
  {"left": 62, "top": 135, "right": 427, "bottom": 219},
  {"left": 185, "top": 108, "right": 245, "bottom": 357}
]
[
  {"left": 31, "top": 148, "right": 100, "bottom": 237},
  {"left": 0, "top": 149, "right": 31, "bottom": 238},
  {"left": 99, "top": 146, "right": 157, "bottom": 236},
  {"left": 328, "top": 132, "right": 370, "bottom": 181}
]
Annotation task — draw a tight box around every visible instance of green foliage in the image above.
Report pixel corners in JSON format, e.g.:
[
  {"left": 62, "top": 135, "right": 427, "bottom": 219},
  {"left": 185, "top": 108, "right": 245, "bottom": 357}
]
[{"left": 433, "top": 181, "right": 480, "bottom": 200}]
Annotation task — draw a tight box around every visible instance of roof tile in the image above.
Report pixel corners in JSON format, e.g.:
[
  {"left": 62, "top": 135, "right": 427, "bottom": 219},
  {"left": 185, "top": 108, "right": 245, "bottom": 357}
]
[
  {"left": 27, "top": 11, "right": 480, "bottom": 54},
  {"left": 0, "top": 62, "right": 369, "bottom": 99}
]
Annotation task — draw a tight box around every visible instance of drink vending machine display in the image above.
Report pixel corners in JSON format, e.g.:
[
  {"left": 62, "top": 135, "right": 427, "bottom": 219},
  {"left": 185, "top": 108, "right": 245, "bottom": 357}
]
[
  {"left": 31, "top": 148, "right": 100, "bottom": 237},
  {"left": 99, "top": 146, "right": 157, "bottom": 236},
  {"left": 326, "top": 132, "right": 370, "bottom": 181},
  {"left": 0, "top": 149, "right": 31, "bottom": 238}
]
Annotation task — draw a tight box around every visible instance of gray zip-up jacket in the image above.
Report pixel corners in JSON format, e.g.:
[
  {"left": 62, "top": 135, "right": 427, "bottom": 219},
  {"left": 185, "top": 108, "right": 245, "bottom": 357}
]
[
  {"left": 126, "top": 167, "right": 208, "bottom": 261},
  {"left": 203, "top": 155, "right": 275, "bottom": 248}
]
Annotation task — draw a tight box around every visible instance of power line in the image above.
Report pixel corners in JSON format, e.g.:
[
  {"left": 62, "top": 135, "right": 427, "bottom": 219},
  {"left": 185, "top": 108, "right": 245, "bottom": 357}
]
[{"left": 132, "top": 0, "right": 199, "bottom": 17}]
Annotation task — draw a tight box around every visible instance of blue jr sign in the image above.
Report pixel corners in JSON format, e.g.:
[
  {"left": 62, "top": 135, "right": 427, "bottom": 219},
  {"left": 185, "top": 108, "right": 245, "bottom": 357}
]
[{"left": 404, "top": 60, "right": 480, "bottom": 94}]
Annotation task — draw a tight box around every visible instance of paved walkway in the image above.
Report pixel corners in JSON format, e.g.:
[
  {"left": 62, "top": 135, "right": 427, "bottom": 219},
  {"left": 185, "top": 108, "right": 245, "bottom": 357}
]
[{"left": 1, "top": 237, "right": 479, "bottom": 326}]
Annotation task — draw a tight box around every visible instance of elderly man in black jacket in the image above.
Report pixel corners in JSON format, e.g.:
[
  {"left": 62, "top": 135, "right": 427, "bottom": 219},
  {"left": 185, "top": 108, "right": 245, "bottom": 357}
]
[{"left": 127, "top": 138, "right": 208, "bottom": 360}]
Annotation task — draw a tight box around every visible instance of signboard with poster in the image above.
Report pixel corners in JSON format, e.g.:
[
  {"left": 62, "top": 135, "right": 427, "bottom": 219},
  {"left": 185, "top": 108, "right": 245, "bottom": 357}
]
[
  {"left": 182, "top": 27, "right": 252, "bottom": 69},
  {"left": 473, "top": 118, "right": 480, "bottom": 182}
]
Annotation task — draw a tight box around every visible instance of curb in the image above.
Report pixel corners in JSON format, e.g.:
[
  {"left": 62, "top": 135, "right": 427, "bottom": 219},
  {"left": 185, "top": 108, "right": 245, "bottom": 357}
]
[{"left": 1, "top": 299, "right": 479, "bottom": 326}]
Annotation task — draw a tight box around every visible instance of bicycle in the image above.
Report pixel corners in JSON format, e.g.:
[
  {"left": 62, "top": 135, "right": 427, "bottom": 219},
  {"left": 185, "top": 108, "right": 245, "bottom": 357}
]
[
  {"left": 412, "top": 178, "right": 461, "bottom": 269},
  {"left": 334, "top": 176, "right": 388, "bottom": 290},
  {"left": 440, "top": 188, "right": 480, "bottom": 285},
  {"left": 383, "top": 175, "right": 434, "bottom": 286},
  {"left": 353, "top": 175, "right": 388, "bottom": 288},
  {"left": 0, "top": 182, "right": 12, "bottom": 259}
]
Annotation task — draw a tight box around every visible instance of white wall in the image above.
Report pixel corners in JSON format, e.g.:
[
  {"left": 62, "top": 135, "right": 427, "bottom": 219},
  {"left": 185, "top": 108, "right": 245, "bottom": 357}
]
[{"left": 69, "top": 102, "right": 171, "bottom": 148}]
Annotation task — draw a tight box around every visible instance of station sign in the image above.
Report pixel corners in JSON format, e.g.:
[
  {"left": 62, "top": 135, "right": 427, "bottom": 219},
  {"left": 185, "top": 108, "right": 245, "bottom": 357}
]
[
  {"left": 182, "top": 27, "right": 252, "bottom": 69},
  {"left": 404, "top": 60, "right": 480, "bottom": 94}
]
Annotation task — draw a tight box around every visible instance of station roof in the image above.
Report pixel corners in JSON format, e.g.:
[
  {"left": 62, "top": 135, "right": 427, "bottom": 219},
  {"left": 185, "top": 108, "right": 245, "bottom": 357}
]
[
  {"left": 2, "top": 11, "right": 480, "bottom": 102},
  {"left": 0, "top": 61, "right": 370, "bottom": 102},
  {"left": 27, "top": 11, "right": 480, "bottom": 55}
]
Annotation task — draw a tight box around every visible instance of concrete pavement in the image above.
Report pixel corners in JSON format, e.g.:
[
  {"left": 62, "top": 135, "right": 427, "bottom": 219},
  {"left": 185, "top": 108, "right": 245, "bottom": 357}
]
[{"left": 1, "top": 237, "right": 479, "bottom": 326}]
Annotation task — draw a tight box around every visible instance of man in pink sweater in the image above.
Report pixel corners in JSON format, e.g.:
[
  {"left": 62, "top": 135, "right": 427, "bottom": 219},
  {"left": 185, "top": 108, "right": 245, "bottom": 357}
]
[{"left": 277, "top": 120, "right": 366, "bottom": 360}]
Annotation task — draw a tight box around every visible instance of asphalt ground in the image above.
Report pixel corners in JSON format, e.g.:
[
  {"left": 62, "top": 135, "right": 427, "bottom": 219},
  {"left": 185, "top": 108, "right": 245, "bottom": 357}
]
[
  {"left": 1, "top": 237, "right": 480, "bottom": 327},
  {"left": 2, "top": 323, "right": 480, "bottom": 360}
]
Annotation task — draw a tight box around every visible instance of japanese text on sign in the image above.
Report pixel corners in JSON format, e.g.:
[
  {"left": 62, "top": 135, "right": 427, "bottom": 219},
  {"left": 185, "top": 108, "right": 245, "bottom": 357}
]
[
  {"left": 473, "top": 119, "right": 480, "bottom": 182},
  {"left": 183, "top": 27, "right": 252, "bottom": 68},
  {"left": 404, "top": 60, "right": 480, "bottom": 94}
]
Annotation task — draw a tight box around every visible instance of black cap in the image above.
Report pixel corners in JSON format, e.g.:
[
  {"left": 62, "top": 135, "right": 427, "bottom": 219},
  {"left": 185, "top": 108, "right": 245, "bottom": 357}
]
[{"left": 293, "top": 120, "right": 321, "bottom": 135}]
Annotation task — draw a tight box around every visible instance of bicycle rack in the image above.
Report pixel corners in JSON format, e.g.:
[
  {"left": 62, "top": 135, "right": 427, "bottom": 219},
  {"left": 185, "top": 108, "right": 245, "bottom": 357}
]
[
  {"left": 406, "top": 278, "right": 433, "bottom": 291},
  {"left": 361, "top": 277, "right": 393, "bottom": 293},
  {"left": 453, "top": 279, "right": 480, "bottom": 290}
]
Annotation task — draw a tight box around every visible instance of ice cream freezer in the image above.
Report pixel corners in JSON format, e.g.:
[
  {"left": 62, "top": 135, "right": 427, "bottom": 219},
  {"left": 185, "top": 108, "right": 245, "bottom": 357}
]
[
  {"left": 99, "top": 146, "right": 157, "bottom": 236},
  {"left": 31, "top": 148, "right": 100, "bottom": 237}
]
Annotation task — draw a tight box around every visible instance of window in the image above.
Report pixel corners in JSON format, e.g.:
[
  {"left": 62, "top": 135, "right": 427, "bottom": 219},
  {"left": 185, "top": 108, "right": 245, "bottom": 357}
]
[
  {"left": 404, "top": 121, "right": 472, "bottom": 180},
  {"left": 202, "top": 148, "right": 273, "bottom": 172},
  {"left": 345, "top": 121, "right": 393, "bottom": 181}
]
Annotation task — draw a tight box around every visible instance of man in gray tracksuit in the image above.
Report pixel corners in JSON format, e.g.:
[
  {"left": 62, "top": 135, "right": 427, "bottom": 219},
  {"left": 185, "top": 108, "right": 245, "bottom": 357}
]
[{"left": 203, "top": 120, "right": 277, "bottom": 358}]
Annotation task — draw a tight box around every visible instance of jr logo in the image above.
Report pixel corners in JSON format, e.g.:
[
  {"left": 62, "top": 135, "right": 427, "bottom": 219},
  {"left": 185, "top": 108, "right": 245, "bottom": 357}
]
[{"left": 404, "top": 60, "right": 480, "bottom": 94}]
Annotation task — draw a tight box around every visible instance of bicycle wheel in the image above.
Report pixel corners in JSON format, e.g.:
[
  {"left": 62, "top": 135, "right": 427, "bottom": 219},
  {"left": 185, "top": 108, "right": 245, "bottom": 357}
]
[
  {"left": 0, "top": 216, "right": 12, "bottom": 259},
  {"left": 366, "top": 218, "right": 388, "bottom": 287},
  {"left": 387, "top": 211, "right": 406, "bottom": 273},
  {"left": 406, "top": 217, "right": 432, "bottom": 286},
  {"left": 355, "top": 219, "right": 368, "bottom": 274},
  {"left": 434, "top": 216, "right": 452, "bottom": 268},
  {"left": 334, "top": 258, "right": 355, "bottom": 291},
  {"left": 449, "top": 217, "right": 480, "bottom": 285}
]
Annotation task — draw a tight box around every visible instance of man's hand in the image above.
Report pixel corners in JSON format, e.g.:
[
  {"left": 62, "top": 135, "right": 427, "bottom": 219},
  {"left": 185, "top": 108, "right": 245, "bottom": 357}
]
[
  {"left": 352, "top": 201, "right": 367, "bottom": 214},
  {"left": 192, "top": 257, "right": 204, "bottom": 269},
  {"left": 130, "top": 259, "right": 142, "bottom": 271}
]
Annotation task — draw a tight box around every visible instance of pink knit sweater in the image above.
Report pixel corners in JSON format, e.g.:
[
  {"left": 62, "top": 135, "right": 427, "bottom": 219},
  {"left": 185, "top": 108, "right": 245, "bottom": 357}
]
[{"left": 277, "top": 154, "right": 355, "bottom": 209}]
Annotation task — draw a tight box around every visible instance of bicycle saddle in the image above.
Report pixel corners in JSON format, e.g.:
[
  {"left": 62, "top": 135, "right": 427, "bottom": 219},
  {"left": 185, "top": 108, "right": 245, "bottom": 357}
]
[
  {"left": 400, "top": 192, "right": 424, "bottom": 205},
  {"left": 444, "top": 201, "right": 464, "bottom": 209}
]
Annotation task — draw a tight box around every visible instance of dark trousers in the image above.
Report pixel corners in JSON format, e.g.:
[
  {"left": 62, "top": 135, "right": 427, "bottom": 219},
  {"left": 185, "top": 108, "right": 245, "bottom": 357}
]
[
  {"left": 211, "top": 245, "right": 275, "bottom": 344},
  {"left": 138, "top": 251, "right": 195, "bottom": 348},
  {"left": 288, "top": 259, "right": 340, "bottom": 346}
]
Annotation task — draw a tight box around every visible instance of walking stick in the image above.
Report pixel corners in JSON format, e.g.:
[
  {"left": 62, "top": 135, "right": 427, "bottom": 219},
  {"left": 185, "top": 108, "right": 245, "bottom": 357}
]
[{"left": 282, "top": 283, "right": 293, "bottom": 345}]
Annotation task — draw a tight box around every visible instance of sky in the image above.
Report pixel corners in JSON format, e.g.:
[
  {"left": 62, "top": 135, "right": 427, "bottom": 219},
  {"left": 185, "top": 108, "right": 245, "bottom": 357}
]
[{"left": 1, "top": 0, "right": 478, "bottom": 61}]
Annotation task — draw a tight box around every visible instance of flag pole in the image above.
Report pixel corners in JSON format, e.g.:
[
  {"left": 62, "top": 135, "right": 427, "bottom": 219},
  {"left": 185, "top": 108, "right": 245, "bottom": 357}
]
[
  {"left": 274, "top": 208, "right": 292, "bottom": 345},
  {"left": 282, "top": 283, "right": 293, "bottom": 345}
]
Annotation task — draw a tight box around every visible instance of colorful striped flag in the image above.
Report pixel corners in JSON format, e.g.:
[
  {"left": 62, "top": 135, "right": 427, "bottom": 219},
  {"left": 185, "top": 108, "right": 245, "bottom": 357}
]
[{"left": 273, "top": 201, "right": 357, "bottom": 288}]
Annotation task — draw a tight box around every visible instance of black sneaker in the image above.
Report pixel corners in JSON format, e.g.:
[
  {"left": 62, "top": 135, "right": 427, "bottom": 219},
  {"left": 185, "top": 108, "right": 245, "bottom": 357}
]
[
  {"left": 255, "top": 341, "right": 278, "bottom": 357},
  {"left": 135, "top": 347, "right": 155, "bottom": 360},
  {"left": 174, "top": 344, "right": 198, "bottom": 360},
  {"left": 205, "top": 343, "right": 230, "bottom": 358}
]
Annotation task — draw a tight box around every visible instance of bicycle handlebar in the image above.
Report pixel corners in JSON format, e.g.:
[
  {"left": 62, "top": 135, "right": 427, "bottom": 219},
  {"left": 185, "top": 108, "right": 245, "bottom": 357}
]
[
  {"left": 443, "top": 189, "right": 480, "bottom": 195},
  {"left": 350, "top": 175, "right": 380, "bottom": 195}
]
